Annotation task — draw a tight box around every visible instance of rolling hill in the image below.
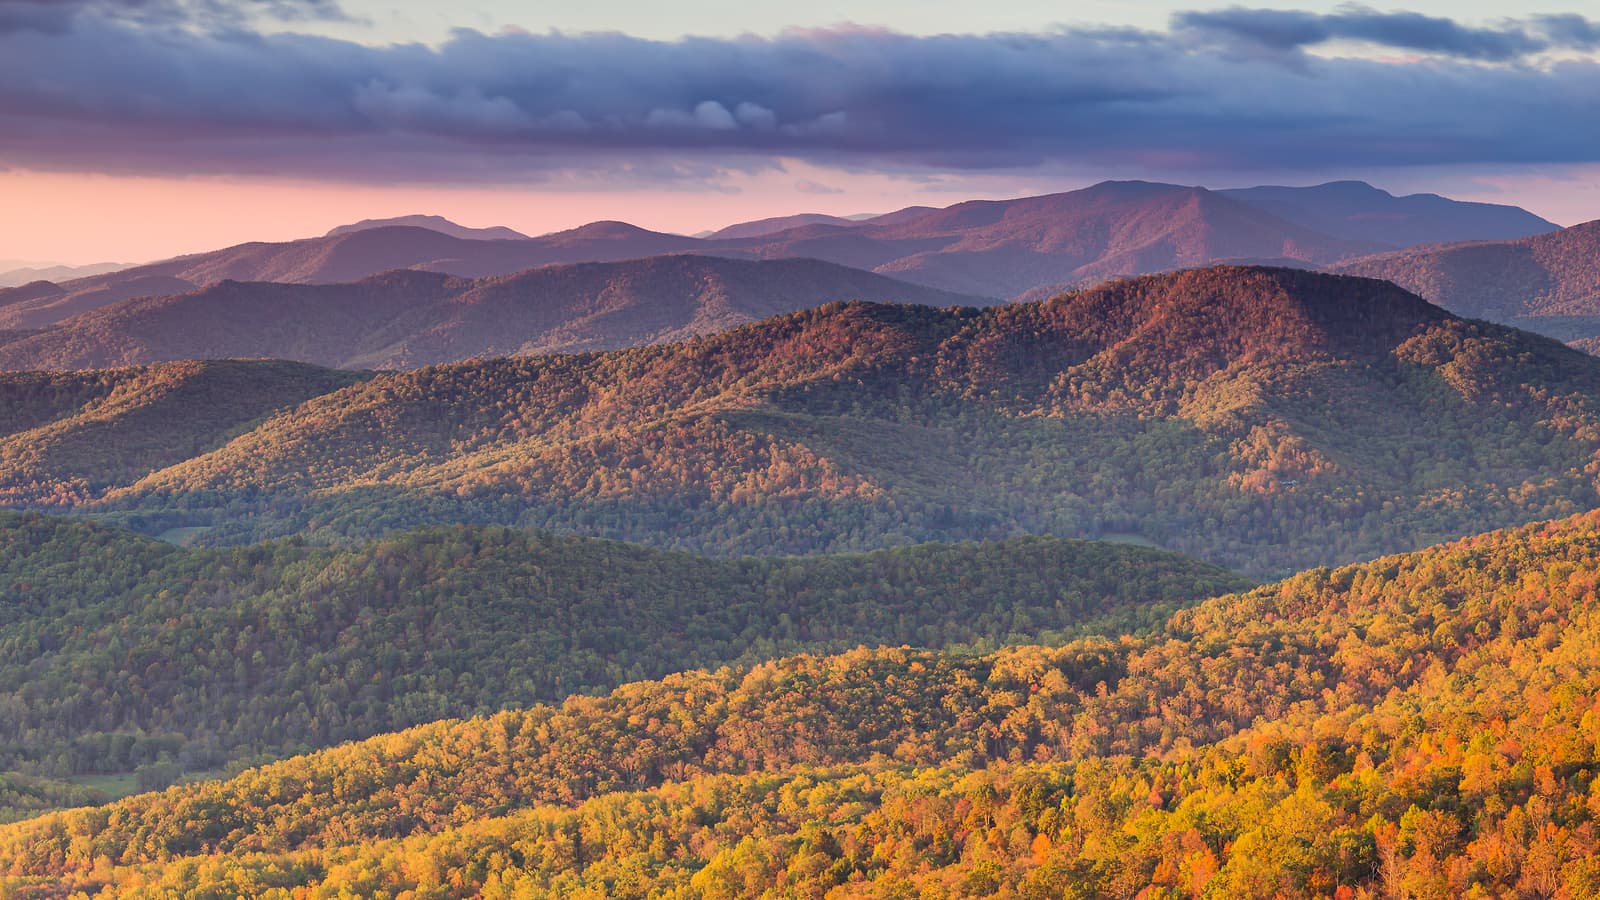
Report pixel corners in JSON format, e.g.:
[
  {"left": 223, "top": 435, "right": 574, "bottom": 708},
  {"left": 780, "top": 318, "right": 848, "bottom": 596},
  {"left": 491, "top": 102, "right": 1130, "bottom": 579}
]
[
  {"left": 1334, "top": 220, "right": 1600, "bottom": 347},
  {"left": 8, "top": 266, "right": 1600, "bottom": 576},
  {"left": 0, "top": 256, "right": 987, "bottom": 370},
  {"left": 5, "top": 509, "right": 1600, "bottom": 895},
  {"left": 0, "top": 511, "right": 1244, "bottom": 791}
]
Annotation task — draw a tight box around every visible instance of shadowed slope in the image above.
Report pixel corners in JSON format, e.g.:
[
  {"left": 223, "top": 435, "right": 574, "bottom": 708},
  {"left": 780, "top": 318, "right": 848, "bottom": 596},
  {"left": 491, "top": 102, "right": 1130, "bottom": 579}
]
[{"left": 1334, "top": 220, "right": 1600, "bottom": 347}]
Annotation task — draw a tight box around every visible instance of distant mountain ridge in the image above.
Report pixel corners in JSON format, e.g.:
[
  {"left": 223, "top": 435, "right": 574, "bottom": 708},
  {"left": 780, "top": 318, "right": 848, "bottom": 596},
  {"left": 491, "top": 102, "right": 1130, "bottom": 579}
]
[
  {"left": 0, "top": 261, "right": 126, "bottom": 288},
  {"left": 0, "top": 255, "right": 988, "bottom": 370},
  {"left": 0, "top": 224, "right": 709, "bottom": 331},
  {"left": 705, "top": 213, "right": 865, "bottom": 240},
  {"left": 705, "top": 207, "right": 938, "bottom": 240},
  {"left": 1333, "top": 219, "right": 1600, "bottom": 346},
  {"left": 1218, "top": 180, "right": 1556, "bottom": 247},
  {"left": 0, "top": 180, "right": 1551, "bottom": 332},
  {"left": 718, "top": 180, "right": 1385, "bottom": 296}
]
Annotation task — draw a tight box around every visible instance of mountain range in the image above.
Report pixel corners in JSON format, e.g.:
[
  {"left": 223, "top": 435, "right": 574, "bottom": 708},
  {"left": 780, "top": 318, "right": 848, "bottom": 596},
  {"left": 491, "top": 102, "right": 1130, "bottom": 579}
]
[
  {"left": 6, "top": 178, "right": 1600, "bottom": 896},
  {"left": 0, "top": 180, "right": 1556, "bottom": 337},
  {"left": 0, "top": 222, "right": 709, "bottom": 331},
  {"left": 6, "top": 266, "right": 1599, "bottom": 578},
  {"left": 0, "top": 256, "right": 984, "bottom": 370},
  {"left": 717, "top": 180, "right": 1385, "bottom": 297}
]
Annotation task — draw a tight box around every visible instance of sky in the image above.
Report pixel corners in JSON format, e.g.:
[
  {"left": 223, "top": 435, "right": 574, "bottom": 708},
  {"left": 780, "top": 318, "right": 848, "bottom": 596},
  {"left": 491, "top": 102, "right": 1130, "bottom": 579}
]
[{"left": 1, "top": 0, "right": 1598, "bottom": 264}]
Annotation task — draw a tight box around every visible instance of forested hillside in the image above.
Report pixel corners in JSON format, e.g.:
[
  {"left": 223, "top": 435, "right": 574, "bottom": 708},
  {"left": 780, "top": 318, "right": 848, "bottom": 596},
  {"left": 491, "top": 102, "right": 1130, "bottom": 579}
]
[
  {"left": 1334, "top": 220, "right": 1600, "bottom": 347},
  {"left": 0, "top": 360, "right": 365, "bottom": 506},
  {"left": 0, "top": 511, "right": 1241, "bottom": 800},
  {"left": 6, "top": 509, "right": 1600, "bottom": 896},
  {"left": 15, "top": 266, "right": 1598, "bottom": 576}
]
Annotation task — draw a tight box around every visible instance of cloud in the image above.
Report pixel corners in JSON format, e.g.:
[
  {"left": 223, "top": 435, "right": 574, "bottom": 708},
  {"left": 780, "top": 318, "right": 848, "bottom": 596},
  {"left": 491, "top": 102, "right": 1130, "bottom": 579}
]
[
  {"left": 1174, "top": 6, "right": 1597, "bottom": 61},
  {"left": 1535, "top": 14, "right": 1600, "bottom": 50},
  {"left": 0, "top": 8, "right": 1596, "bottom": 186},
  {"left": 0, "top": 0, "right": 347, "bottom": 33}
]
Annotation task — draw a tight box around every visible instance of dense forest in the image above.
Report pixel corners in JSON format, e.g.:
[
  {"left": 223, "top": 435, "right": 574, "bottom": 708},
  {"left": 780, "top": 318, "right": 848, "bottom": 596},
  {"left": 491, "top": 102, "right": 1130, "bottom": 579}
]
[
  {"left": 0, "top": 510, "right": 1242, "bottom": 797},
  {"left": 5, "top": 267, "right": 1600, "bottom": 576},
  {"left": 6, "top": 508, "right": 1600, "bottom": 896}
]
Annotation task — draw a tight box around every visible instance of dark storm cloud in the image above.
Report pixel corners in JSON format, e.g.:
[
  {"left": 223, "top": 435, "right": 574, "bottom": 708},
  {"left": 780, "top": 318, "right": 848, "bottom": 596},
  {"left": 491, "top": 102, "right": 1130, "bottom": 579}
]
[{"left": 0, "top": 8, "right": 1596, "bottom": 185}]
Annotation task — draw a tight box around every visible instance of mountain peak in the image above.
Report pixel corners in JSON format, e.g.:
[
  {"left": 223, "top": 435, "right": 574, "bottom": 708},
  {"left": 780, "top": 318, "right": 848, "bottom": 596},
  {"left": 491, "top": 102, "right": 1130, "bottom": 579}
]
[
  {"left": 554, "top": 220, "right": 658, "bottom": 240},
  {"left": 325, "top": 215, "right": 528, "bottom": 241},
  {"left": 1307, "top": 180, "right": 1388, "bottom": 196},
  {"left": 1045, "top": 265, "right": 1448, "bottom": 363}
]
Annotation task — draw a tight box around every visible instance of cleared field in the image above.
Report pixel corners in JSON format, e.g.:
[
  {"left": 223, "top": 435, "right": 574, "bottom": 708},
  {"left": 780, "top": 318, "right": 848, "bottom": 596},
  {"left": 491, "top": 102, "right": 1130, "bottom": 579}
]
[{"left": 155, "top": 525, "right": 214, "bottom": 545}]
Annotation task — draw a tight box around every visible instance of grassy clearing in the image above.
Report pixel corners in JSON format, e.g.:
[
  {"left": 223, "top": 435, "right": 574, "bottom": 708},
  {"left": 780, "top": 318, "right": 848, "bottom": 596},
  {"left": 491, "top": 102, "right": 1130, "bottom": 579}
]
[
  {"left": 155, "top": 525, "right": 214, "bottom": 546},
  {"left": 64, "top": 773, "right": 139, "bottom": 801}
]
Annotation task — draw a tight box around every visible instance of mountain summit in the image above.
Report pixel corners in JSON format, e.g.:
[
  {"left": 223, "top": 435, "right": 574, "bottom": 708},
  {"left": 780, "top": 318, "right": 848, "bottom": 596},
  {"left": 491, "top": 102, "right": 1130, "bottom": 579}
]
[
  {"left": 1219, "top": 180, "right": 1556, "bottom": 247},
  {"left": 324, "top": 214, "right": 529, "bottom": 241}
]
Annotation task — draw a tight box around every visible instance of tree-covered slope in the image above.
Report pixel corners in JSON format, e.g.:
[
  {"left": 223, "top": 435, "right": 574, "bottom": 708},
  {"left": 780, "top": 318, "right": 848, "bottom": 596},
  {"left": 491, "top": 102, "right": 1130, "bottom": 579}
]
[
  {"left": 50, "top": 265, "right": 1600, "bottom": 577},
  {"left": 0, "top": 360, "right": 366, "bottom": 506},
  {"left": 1333, "top": 219, "right": 1600, "bottom": 347},
  {"left": 0, "top": 511, "right": 1242, "bottom": 787},
  {"left": 7, "top": 509, "right": 1600, "bottom": 896}
]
